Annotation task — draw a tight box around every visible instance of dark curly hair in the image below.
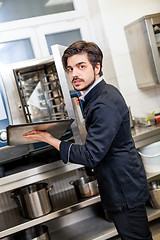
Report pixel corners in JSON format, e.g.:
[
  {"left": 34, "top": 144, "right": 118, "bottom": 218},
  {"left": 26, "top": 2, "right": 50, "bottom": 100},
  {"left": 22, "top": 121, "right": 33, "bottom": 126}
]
[{"left": 62, "top": 40, "right": 103, "bottom": 76}]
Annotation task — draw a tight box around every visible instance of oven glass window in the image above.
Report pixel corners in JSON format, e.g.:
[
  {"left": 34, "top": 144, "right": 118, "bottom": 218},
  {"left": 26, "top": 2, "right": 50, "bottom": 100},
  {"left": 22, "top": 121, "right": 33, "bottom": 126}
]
[
  {"left": 14, "top": 61, "right": 68, "bottom": 123},
  {"left": 0, "top": 39, "right": 35, "bottom": 64},
  {"left": 0, "top": 0, "right": 74, "bottom": 23},
  {"left": 45, "top": 29, "right": 82, "bottom": 55}
]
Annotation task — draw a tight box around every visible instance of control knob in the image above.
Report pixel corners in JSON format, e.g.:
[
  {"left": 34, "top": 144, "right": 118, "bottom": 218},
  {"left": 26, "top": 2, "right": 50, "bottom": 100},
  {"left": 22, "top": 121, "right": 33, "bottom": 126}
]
[{"left": 0, "top": 130, "right": 7, "bottom": 142}]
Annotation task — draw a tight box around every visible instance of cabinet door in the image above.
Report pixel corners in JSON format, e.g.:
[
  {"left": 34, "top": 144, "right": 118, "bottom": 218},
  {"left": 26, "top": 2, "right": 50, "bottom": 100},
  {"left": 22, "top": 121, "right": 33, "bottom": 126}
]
[
  {"left": 35, "top": 18, "right": 90, "bottom": 57},
  {"left": 146, "top": 16, "right": 160, "bottom": 83},
  {"left": 125, "top": 14, "right": 160, "bottom": 88},
  {"left": 0, "top": 28, "right": 42, "bottom": 64}
]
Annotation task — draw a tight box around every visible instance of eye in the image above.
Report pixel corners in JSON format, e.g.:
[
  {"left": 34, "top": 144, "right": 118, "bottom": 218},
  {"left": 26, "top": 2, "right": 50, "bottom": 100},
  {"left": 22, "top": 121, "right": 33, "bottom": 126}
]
[
  {"left": 67, "top": 67, "right": 73, "bottom": 72},
  {"left": 79, "top": 65, "right": 85, "bottom": 69}
]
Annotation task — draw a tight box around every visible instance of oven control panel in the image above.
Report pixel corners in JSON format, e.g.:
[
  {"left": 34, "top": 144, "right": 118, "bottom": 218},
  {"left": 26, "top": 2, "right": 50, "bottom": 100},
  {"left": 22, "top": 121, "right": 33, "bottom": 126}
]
[
  {"left": 0, "top": 75, "right": 10, "bottom": 148},
  {"left": 0, "top": 130, "right": 7, "bottom": 142}
]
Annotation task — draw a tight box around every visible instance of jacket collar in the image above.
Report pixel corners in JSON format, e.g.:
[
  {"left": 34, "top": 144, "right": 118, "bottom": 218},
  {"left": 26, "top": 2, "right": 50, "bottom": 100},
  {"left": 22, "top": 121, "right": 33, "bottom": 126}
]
[
  {"left": 82, "top": 79, "right": 106, "bottom": 113},
  {"left": 80, "top": 76, "right": 103, "bottom": 101},
  {"left": 84, "top": 79, "right": 106, "bottom": 103}
]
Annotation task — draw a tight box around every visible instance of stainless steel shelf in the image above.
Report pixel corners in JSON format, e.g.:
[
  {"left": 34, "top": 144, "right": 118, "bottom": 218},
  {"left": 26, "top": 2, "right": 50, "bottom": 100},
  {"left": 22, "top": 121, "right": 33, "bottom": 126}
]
[
  {"left": 0, "top": 161, "right": 83, "bottom": 193},
  {"left": 147, "top": 171, "right": 160, "bottom": 182},
  {"left": 48, "top": 207, "right": 160, "bottom": 240},
  {"left": 0, "top": 190, "right": 100, "bottom": 238},
  {"left": 101, "top": 218, "right": 160, "bottom": 240},
  {"left": 0, "top": 186, "right": 160, "bottom": 239},
  {"left": 147, "top": 207, "right": 160, "bottom": 221},
  {"left": 50, "top": 216, "right": 117, "bottom": 240}
]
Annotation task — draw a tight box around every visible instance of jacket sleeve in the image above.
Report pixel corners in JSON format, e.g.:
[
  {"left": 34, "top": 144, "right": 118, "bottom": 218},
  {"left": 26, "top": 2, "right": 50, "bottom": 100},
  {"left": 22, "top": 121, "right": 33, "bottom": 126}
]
[{"left": 60, "top": 102, "right": 122, "bottom": 167}]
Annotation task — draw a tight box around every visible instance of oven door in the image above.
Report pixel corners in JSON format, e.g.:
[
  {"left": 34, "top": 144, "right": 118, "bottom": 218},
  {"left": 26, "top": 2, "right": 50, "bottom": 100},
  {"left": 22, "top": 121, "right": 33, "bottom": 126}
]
[{"left": 0, "top": 71, "right": 30, "bottom": 164}]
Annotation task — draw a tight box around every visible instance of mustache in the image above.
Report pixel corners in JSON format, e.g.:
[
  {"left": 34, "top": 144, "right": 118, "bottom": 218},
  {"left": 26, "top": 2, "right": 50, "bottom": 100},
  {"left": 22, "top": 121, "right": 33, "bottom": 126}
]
[{"left": 72, "top": 77, "right": 83, "bottom": 83}]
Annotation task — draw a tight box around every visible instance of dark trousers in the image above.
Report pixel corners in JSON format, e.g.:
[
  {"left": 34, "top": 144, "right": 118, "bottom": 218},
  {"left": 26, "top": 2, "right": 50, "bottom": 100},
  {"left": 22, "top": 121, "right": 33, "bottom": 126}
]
[{"left": 108, "top": 205, "right": 153, "bottom": 240}]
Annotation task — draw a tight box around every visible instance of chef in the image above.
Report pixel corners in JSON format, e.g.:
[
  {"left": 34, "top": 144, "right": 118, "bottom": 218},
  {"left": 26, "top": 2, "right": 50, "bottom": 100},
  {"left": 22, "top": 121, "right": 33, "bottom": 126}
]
[{"left": 24, "top": 40, "right": 152, "bottom": 240}]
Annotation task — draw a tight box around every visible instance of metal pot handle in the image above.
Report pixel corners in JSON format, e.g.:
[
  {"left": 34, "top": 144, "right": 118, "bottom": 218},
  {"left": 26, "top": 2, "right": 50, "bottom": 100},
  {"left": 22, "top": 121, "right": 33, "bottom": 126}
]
[
  {"left": 47, "top": 185, "right": 53, "bottom": 192},
  {"left": 69, "top": 181, "right": 74, "bottom": 185},
  {"left": 11, "top": 192, "right": 18, "bottom": 199}
]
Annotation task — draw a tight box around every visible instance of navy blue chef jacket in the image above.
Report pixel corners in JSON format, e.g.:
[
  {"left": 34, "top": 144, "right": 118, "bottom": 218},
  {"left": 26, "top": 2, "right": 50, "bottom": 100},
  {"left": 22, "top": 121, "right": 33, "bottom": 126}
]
[{"left": 60, "top": 79, "right": 149, "bottom": 211}]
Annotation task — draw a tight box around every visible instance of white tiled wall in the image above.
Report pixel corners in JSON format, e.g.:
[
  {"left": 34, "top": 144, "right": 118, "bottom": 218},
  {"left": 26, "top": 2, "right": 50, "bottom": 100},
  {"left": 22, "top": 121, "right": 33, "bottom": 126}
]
[{"left": 97, "top": 0, "right": 160, "bottom": 117}]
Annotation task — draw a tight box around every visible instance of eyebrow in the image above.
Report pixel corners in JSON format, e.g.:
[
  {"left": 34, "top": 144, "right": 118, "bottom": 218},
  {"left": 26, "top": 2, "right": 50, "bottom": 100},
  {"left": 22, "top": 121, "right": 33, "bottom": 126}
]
[{"left": 67, "top": 61, "right": 86, "bottom": 68}]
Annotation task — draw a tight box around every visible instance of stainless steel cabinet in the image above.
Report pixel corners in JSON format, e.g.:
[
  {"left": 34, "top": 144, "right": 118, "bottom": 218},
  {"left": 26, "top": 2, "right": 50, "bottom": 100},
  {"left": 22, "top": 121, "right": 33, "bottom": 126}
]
[
  {"left": 0, "top": 126, "right": 160, "bottom": 239},
  {"left": 125, "top": 13, "right": 160, "bottom": 88}
]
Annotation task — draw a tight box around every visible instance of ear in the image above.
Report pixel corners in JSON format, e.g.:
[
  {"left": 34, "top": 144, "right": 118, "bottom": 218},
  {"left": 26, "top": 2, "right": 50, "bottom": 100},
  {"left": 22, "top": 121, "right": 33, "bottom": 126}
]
[{"left": 95, "top": 62, "right": 101, "bottom": 75}]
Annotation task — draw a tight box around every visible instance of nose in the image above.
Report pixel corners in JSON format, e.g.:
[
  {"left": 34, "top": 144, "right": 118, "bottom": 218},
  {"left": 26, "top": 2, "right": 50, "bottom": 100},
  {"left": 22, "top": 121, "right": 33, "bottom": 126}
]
[{"left": 71, "top": 67, "right": 79, "bottom": 78}]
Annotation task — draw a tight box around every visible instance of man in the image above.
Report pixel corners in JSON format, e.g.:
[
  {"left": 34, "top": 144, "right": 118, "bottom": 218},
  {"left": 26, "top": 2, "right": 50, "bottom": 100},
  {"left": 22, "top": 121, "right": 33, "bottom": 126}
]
[{"left": 24, "top": 41, "right": 153, "bottom": 240}]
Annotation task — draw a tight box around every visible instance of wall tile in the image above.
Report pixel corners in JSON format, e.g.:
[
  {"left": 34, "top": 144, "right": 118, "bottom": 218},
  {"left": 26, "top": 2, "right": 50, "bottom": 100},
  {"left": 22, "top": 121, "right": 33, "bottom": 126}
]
[
  {"left": 112, "top": 53, "right": 134, "bottom": 77},
  {"left": 138, "top": 88, "right": 159, "bottom": 114},
  {"left": 118, "top": 74, "right": 139, "bottom": 95}
]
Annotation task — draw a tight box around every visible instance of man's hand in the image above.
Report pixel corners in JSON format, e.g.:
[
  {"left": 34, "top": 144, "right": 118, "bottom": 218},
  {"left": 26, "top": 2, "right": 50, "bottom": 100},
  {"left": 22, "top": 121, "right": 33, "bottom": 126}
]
[{"left": 23, "top": 130, "right": 61, "bottom": 151}]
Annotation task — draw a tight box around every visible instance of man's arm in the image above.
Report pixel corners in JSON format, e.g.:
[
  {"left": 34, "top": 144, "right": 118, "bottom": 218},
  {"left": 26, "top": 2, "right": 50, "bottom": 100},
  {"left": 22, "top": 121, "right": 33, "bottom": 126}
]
[{"left": 23, "top": 130, "right": 61, "bottom": 151}]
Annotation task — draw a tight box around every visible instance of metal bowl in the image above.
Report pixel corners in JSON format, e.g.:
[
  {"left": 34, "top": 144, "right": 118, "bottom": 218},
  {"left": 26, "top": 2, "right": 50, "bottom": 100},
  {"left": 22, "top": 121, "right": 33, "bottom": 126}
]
[
  {"left": 149, "top": 188, "right": 160, "bottom": 209},
  {"left": 1, "top": 236, "right": 15, "bottom": 240},
  {"left": 69, "top": 176, "right": 99, "bottom": 198},
  {"left": 149, "top": 180, "right": 160, "bottom": 209},
  {"left": 149, "top": 180, "right": 160, "bottom": 190},
  {"left": 16, "top": 225, "right": 51, "bottom": 240}
]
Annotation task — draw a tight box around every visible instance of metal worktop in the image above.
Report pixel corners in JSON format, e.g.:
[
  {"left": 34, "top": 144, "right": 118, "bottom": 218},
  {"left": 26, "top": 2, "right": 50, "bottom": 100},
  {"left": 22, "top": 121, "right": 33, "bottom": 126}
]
[
  {"left": 1, "top": 124, "right": 160, "bottom": 193},
  {"left": 132, "top": 124, "right": 160, "bottom": 148}
]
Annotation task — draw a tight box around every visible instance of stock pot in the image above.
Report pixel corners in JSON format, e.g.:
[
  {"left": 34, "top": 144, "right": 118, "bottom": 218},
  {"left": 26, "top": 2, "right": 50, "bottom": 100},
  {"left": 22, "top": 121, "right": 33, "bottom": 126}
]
[
  {"left": 11, "top": 183, "right": 53, "bottom": 219},
  {"left": 16, "top": 225, "right": 51, "bottom": 240},
  {"left": 69, "top": 176, "right": 99, "bottom": 198},
  {"left": 1, "top": 236, "right": 14, "bottom": 240},
  {"left": 2, "top": 225, "right": 51, "bottom": 240}
]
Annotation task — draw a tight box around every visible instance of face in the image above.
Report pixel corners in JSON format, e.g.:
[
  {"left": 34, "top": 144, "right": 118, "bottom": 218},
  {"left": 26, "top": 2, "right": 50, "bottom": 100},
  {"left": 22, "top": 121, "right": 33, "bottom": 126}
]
[{"left": 66, "top": 53, "right": 100, "bottom": 93}]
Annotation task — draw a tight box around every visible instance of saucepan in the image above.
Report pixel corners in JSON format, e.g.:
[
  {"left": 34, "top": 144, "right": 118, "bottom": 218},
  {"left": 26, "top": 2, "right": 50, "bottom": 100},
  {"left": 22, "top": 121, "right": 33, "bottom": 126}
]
[
  {"left": 2, "top": 225, "right": 51, "bottom": 240},
  {"left": 149, "top": 180, "right": 160, "bottom": 209},
  {"left": 11, "top": 182, "right": 53, "bottom": 219},
  {"left": 15, "top": 225, "right": 51, "bottom": 240},
  {"left": 1, "top": 236, "right": 15, "bottom": 240},
  {"left": 69, "top": 176, "right": 99, "bottom": 198}
]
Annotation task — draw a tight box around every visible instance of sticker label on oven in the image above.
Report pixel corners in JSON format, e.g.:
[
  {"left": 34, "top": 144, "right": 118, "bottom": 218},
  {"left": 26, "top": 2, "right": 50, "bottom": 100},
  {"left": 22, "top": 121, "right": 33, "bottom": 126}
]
[{"left": 0, "top": 93, "right": 7, "bottom": 120}]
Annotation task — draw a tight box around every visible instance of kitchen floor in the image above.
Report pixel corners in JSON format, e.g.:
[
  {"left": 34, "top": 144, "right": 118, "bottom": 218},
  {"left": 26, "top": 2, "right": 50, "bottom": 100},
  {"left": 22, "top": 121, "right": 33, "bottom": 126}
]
[{"left": 110, "top": 218, "right": 160, "bottom": 240}]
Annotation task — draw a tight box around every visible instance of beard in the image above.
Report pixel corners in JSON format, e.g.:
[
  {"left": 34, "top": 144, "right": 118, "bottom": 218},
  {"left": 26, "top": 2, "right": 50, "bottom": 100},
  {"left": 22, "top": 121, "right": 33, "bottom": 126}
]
[{"left": 72, "top": 74, "right": 96, "bottom": 92}]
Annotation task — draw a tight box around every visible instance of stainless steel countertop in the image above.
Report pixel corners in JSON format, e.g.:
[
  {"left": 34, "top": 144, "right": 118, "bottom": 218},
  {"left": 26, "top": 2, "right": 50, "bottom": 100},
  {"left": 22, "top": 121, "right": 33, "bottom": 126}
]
[
  {"left": 132, "top": 124, "right": 160, "bottom": 148},
  {"left": 1, "top": 124, "right": 160, "bottom": 193}
]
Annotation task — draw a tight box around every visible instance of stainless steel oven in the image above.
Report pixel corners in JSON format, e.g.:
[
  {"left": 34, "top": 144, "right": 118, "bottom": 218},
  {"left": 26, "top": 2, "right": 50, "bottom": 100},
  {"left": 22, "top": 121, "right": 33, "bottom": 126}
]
[{"left": 0, "top": 44, "right": 86, "bottom": 164}]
